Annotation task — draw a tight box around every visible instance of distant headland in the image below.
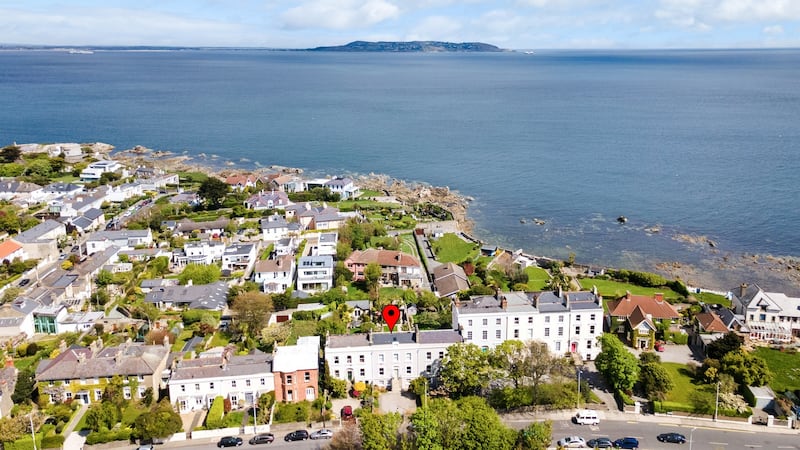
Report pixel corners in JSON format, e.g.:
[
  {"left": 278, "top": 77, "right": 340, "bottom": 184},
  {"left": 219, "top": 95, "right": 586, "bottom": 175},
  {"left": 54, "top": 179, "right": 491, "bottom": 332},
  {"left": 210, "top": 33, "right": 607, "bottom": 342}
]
[{"left": 307, "top": 41, "right": 504, "bottom": 53}]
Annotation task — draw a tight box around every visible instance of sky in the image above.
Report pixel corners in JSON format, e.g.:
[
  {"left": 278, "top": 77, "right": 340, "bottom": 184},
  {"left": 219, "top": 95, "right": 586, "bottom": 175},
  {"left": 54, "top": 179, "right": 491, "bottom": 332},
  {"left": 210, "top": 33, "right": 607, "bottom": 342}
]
[{"left": 1, "top": 0, "right": 799, "bottom": 49}]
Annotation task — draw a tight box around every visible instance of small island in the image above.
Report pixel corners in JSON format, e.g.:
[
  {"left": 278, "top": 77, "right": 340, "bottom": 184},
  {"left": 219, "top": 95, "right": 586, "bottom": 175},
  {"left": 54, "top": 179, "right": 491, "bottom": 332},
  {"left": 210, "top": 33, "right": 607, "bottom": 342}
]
[{"left": 307, "top": 40, "right": 503, "bottom": 53}]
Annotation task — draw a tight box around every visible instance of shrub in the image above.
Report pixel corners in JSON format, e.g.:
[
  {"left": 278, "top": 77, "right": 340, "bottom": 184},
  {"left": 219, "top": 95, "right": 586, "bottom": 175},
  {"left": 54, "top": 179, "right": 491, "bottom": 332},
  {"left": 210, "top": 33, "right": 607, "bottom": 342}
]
[
  {"left": 206, "top": 396, "right": 225, "bottom": 429},
  {"left": 273, "top": 401, "right": 311, "bottom": 424},
  {"left": 41, "top": 435, "right": 65, "bottom": 449},
  {"left": 85, "top": 428, "right": 132, "bottom": 445}
]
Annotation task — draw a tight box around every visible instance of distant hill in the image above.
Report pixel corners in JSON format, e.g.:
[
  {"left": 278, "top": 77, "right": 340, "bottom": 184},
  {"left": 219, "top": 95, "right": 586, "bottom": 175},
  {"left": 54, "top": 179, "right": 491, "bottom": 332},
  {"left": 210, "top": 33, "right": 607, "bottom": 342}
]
[{"left": 308, "top": 41, "right": 503, "bottom": 52}]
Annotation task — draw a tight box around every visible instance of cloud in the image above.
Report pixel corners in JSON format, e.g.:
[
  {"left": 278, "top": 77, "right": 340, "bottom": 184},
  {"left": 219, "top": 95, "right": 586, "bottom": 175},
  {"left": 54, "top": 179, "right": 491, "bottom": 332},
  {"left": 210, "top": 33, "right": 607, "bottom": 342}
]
[
  {"left": 406, "top": 15, "right": 462, "bottom": 40},
  {"left": 762, "top": 24, "right": 784, "bottom": 34},
  {"left": 714, "top": 0, "right": 800, "bottom": 21},
  {"left": 281, "top": 0, "right": 400, "bottom": 30}
]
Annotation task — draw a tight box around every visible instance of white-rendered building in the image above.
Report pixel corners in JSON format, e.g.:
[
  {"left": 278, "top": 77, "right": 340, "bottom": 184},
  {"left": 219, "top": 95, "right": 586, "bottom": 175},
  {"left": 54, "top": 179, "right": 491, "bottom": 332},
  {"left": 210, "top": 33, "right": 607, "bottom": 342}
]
[
  {"left": 79, "top": 160, "right": 125, "bottom": 182},
  {"left": 85, "top": 229, "right": 153, "bottom": 255},
  {"left": 168, "top": 346, "right": 275, "bottom": 413},
  {"left": 253, "top": 255, "right": 296, "bottom": 293},
  {"left": 221, "top": 243, "right": 257, "bottom": 273},
  {"left": 452, "top": 290, "right": 604, "bottom": 361},
  {"left": 732, "top": 283, "right": 800, "bottom": 342},
  {"left": 260, "top": 214, "right": 289, "bottom": 241},
  {"left": 172, "top": 240, "right": 226, "bottom": 267},
  {"left": 325, "top": 329, "right": 463, "bottom": 390},
  {"left": 296, "top": 255, "right": 334, "bottom": 293}
]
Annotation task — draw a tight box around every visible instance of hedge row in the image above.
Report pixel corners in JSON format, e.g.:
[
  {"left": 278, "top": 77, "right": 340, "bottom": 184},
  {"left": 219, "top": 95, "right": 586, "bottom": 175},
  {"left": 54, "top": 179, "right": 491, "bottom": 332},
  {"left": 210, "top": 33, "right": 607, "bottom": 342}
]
[{"left": 206, "top": 396, "right": 225, "bottom": 429}]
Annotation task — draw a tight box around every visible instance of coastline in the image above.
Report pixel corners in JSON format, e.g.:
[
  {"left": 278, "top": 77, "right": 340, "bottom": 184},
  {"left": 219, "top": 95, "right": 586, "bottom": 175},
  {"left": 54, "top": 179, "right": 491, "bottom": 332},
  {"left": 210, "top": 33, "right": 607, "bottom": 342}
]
[{"left": 108, "top": 143, "right": 798, "bottom": 295}]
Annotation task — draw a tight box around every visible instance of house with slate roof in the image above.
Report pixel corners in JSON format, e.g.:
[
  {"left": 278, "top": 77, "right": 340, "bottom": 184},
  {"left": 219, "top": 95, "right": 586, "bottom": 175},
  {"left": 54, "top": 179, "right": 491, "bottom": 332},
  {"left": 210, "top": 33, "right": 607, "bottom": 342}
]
[
  {"left": 253, "top": 255, "right": 295, "bottom": 293},
  {"left": 325, "top": 329, "right": 463, "bottom": 390},
  {"left": 0, "top": 298, "right": 38, "bottom": 339},
  {"left": 11, "top": 219, "right": 65, "bottom": 261},
  {"left": 432, "top": 262, "right": 470, "bottom": 298},
  {"left": 345, "top": 249, "right": 424, "bottom": 288},
  {"left": 36, "top": 338, "right": 170, "bottom": 405},
  {"left": 324, "top": 177, "right": 360, "bottom": 200},
  {"left": 296, "top": 255, "right": 334, "bottom": 294},
  {"left": 606, "top": 292, "right": 681, "bottom": 350},
  {"left": 731, "top": 283, "right": 800, "bottom": 342},
  {"left": 85, "top": 229, "right": 152, "bottom": 255},
  {"left": 172, "top": 240, "right": 225, "bottom": 267},
  {"left": 292, "top": 203, "right": 344, "bottom": 230},
  {"left": 168, "top": 345, "right": 275, "bottom": 413},
  {"left": 0, "top": 180, "right": 41, "bottom": 205},
  {"left": 144, "top": 281, "right": 229, "bottom": 310},
  {"left": 221, "top": 243, "right": 258, "bottom": 273},
  {"left": 260, "top": 214, "right": 290, "bottom": 241},
  {"left": 453, "top": 289, "right": 604, "bottom": 360},
  {"left": 244, "top": 190, "right": 291, "bottom": 211},
  {"left": 174, "top": 218, "right": 230, "bottom": 236}
]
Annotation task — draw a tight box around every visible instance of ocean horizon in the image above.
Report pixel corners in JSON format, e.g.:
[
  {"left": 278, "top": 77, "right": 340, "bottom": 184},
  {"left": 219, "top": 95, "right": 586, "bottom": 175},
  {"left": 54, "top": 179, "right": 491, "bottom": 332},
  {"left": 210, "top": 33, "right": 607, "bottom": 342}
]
[{"left": 1, "top": 48, "right": 798, "bottom": 293}]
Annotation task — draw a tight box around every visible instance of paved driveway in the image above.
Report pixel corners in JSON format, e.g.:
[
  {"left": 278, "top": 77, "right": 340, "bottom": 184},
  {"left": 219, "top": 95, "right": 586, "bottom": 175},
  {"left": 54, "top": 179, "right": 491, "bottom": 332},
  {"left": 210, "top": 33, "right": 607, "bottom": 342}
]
[{"left": 628, "top": 341, "right": 703, "bottom": 364}]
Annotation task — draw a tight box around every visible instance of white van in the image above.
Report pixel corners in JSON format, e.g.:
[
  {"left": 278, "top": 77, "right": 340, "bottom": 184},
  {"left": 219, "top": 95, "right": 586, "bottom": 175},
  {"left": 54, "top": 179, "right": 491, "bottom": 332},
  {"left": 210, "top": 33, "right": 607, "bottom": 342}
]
[{"left": 573, "top": 409, "right": 600, "bottom": 425}]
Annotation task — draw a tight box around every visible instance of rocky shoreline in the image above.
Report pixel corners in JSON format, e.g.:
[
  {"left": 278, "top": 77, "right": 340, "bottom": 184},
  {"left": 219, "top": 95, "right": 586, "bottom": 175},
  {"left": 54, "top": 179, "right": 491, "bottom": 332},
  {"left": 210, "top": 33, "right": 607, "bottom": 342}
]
[{"left": 51, "top": 142, "right": 800, "bottom": 295}]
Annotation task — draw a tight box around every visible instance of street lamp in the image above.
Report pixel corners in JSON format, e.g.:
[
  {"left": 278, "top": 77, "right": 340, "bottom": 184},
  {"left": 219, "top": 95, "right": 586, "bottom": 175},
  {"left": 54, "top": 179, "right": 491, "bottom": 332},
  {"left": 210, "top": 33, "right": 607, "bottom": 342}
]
[
  {"left": 252, "top": 392, "right": 258, "bottom": 434},
  {"left": 688, "top": 427, "right": 697, "bottom": 450},
  {"left": 577, "top": 366, "right": 583, "bottom": 409},
  {"left": 28, "top": 413, "right": 37, "bottom": 450},
  {"left": 714, "top": 381, "right": 720, "bottom": 421}
]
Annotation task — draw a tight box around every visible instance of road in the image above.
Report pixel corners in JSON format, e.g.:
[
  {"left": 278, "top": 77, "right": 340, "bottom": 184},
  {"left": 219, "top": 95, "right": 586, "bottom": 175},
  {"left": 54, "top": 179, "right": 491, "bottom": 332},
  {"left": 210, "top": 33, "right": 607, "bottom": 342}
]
[{"left": 158, "top": 437, "right": 331, "bottom": 450}]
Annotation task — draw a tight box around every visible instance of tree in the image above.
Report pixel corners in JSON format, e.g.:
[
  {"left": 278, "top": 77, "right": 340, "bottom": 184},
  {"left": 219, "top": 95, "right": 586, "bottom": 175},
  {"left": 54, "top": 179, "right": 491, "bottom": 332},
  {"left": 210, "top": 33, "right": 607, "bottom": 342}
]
[
  {"left": 516, "top": 420, "right": 552, "bottom": 450},
  {"left": 595, "top": 334, "right": 639, "bottom": 392},
  {"left": 85, "top": 401, "right": 121, "bottom": 431},
  {"left": 150, "top": 256, "right": 170, "bottom": 275},
  {"left": 2, "top": 286, "right": 20, "bottom": 304},
  {"left": 95, "top": 269, "right": 114, "bottom": 287},
  {"left": 523, "top": 341, "right": 564, "bottom": 403},
  {"left": 720, "top": 349, "right": 772, "bottom": 386},
  {"left": 197, "top": 177, "right": 229, "bottom": 209},
  {"left": 178, "top": 263, "right": 221, "bottom": 285},
  {"left": 328, "top": 422, "right": 362, "bottom": 450},
  {"left": 0, "top": 416, "right": 26, "bottom": 443},
  {"left": 490, "top": 340, "right": 527, "bottom": 388},
  {"left": 259, "top": 323, "right": 291, "bottom": 348},
  {"left": 11, "top": 367, "right": 36, "bottom": 404},
  {"left": 231, "top": 291, "right": 273, "bottom": 339},
  {"left": 706, "top": 332, "right": 744, "bottom": 360},
  {"left": 359, "top": 411, "right": 401, "bottom": 450},
  {"left": 639, "top": 362, "right": 674, "bottom": 400},
  {"left": 0, "top": 145, "right": 21, "bottom": 163},
  {"left": 145, "top": 328, "right": 176, "bottom": 346},
  {"left": 133, "top": 399, "right": 183, "bottom": 441},
  {"left": 137, "top": 303, "right": 163, "bottom": 330},
  {"left": 364, "top": 262, "right": 382, "bottom": 302},
  {"left": 438, "top": 343, "right": 495, "bottom": 398},
  {"left": 411, "top": 397, "right": 516, "bottom": 450}
]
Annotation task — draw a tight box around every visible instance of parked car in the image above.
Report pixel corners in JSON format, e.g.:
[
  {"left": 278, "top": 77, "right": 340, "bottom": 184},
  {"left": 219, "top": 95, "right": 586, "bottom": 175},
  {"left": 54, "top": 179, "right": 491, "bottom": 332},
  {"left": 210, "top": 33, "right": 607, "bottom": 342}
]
[
  {"left": 557, "top": 436, "right": 587, "bottom": 448},
  {"left": 654, "top": 341, "right": 665, "bottom": 352},
  {"left": 613, "top": 437, "right": 639, "bottom": 449},
  {"left": 310, "top": 429, "right": 334, "bottom": 440},
  {"left": 137, "top": 446, "right": 153, "bottom": 450},
  {"left": 657, "top": 432, "right": 686, "bottom": 443},
  {"left": 587, "top": 437, "right": 614, "bottom": 448},
  {"left": 284, "top": 430, "right": 310, "bottom": 442},
  {"left": 217, "top": 436, "right": 243, "bottom": 447},
  {"left": 248, "top": 433, "right": 275, "bottom": 445},
  {"left": 19, "top": 279, "right": 30, "bottom": 287}
]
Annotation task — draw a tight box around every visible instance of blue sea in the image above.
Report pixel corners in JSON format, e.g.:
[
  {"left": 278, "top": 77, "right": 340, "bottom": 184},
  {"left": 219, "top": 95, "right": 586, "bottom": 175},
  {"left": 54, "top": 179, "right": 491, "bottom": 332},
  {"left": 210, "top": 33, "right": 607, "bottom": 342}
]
[{"left": 1, "top": 49, "right": 799, "bottom": 291}]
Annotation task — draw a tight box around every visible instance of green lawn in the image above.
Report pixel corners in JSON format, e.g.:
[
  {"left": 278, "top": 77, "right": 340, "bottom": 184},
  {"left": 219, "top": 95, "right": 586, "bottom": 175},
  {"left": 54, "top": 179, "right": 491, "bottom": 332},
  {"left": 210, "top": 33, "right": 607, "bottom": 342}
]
[
  {"left": 754, "top": 347, "right": 800, "bottom": 393},
  {"left": 578, "top": 278, "right": 681, "bottom": 301},
  {"left": 398, "top": 233, "right": 418, "bottom": 257},
  {"left": 287, "top": 320, "right": 318, "bottom": 345},
  {"left": 693, "top": 292, "right": 731, "bottom": 308},
  {"left": 431, "top": 233, "right": 479, "bottom": 263},
  {"left": 661, "top": 362, "right": 700, "bottom": 405},
  {"left": 524, "top": 266, "right": 551, "bottom": 291}
]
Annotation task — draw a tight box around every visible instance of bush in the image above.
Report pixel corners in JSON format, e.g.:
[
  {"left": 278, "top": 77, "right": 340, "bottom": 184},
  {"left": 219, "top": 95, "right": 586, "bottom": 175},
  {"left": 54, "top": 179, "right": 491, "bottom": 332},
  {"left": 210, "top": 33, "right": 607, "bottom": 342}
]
[
  {"left": 40, "top": 435, "right": 65, "bottom": 449},
  {"left": 488, "top": 387, "right": 534, "bottom": 410},
  {"left": 291, "top": 310, "right": 318, "bottom": 321},
  {"left": 273, "top": 401, "right": 311, "bottom": 424},
  {"left": 615, "top": 390, "right": 635, "bottom": 407},
  {"left": 85, "top": 428, "right": 132, "bottom": 445},
  {"left": 206, "top": 396, "right": 225, "bottom": 429},
  {"left": 666, "top": 332, "right": 689, "bottom": 345}
]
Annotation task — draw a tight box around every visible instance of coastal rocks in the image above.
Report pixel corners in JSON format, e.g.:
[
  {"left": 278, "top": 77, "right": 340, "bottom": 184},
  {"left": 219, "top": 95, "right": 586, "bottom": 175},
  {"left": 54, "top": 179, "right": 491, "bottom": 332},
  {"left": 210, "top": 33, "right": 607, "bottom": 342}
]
[{"left": 617, "top": 216, "right": 628, "bottom": 224}]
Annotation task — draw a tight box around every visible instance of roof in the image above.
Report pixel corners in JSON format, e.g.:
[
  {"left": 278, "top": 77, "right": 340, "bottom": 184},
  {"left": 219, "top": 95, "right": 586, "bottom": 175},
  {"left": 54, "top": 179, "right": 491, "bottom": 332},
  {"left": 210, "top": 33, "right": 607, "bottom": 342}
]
[
  {"left": 13, "top": 220, "right": 64, "bottom": 243},
  {"left": 326, "top": 330, "right": 463, "bottom": 349},
  {"left": 345, "top": 300, "right": 370, "bottom": 310},
  {"left": 273, "top": 336, "right": 319, "bottom": 373},
  {"left": 0, "top": 180, "right": 41, "bottom": 193},
  {"left": 299, "top": 255, "right": 334, "bottom": 268},
  {"left": 0, "top": 240, "right": 22, "bottom": 260},
  {"left": 260, "top": 214, "right": 288, "bottom": 229},
  {"left": 254, "top": 255, "right": 294, "bottom": 273},
  {"left": 43, "top": 182, "right": 82, "bottom": 193},
  {"left": 83, "top": 208, "right": 104, "bottom": 221},
  {"left": 696, "top": 312, "right": 729, "bottom": 333},
  {"left": 325, "top": 177, "right": 354, "bottom": 188},
  {"left": 88, "top": 229, "right": 150, "bottom": 241},
  {"left": 318, "top": 232, "right": 338, "bottom": 245},
  {"left": 144, "top": 281, "right": 229, "bottom": 310},
  {"left": 628, "top": 305, "right": 657, "bottom": 330},
  {"left": 224, "top": 243, "right": 255, "bottom": 256},
  {"left": 347, "top": 249, "right": 421, "bottom": 268},
  {"left": 176, "top": 218, "right": 230, "bottom": 233},
  {"left": 432, "top": 262, "right": 469, "bottom": 296},
  {"left": 71, "top": 217, "right": 93, "bottom": 230},
  {"left": 606, "top": 292, "right": 680, "bottom": 320},
  {"left": 245, "top": 191, "right": 290, "bottom": 208},
  {"left": 170, "top": 347, "right": 273, "bottom": 382},
  {"left": 35, "top": 342, "right": 169, "bottom": 381},
  {"left": 60, "top": 311, "right": 104, "bottom": 324}
]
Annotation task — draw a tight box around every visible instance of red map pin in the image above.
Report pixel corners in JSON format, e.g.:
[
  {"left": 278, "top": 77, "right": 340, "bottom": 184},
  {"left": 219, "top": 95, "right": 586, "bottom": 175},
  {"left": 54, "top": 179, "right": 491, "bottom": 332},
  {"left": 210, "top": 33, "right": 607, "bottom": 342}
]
[{"left": 382, "top": 305, "right": 400, "bottom": 332}]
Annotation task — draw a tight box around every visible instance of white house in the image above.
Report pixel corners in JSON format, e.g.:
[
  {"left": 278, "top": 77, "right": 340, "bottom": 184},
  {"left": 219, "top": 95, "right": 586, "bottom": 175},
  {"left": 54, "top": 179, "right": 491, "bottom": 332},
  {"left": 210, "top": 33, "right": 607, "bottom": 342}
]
[
  {"left": 168, "top": 346, "right": 275, "bottom": 413},
  {"left": 324, "top": 177, "right": 360, "bottom": 200},
  {"left": 57, "top": 311, "right": 105, "bottom": 334},
  {"left": 732, "top": 283, "right": 800, "bottom": 342},
  {"left": 104, "top": 183, "right": 143, "bottom": 203},
  {"left": 79, "top": 160, "right": 124, "bottom": 182},
  {"left": 244, "top": 191, "right": 291, "bottom": 211},
  {"left": 260, "top": 214, "right": 289, "bottom": 241},
  {"left": 452, "top": 289, "right": 605, "bottom": 361},
  {"left": 85, "top": 229, "right": 153, "bottom": 255},
  {"left": 11, "top": 220, "right": 66, "bottom": 261},
  {"left": 172, "top": 240, "right": 226, "bottom": 267},
  {"left": 221, "top": 243, "right": 258, "bottom": 273},
  {"left": 0, "top": 298, "right": 37, "bottom": 339},
  {"left": 296, "top": 255, "right": 334, "bottom": 294},
  {"left": 253, "top": 255, "right": 295, "bottom": 293},
  {"left": 324, "top": 329, "right": 463, "bottom": 390},
  {"left": 310, "top": 232, "right": 338, "bottom": 257}
]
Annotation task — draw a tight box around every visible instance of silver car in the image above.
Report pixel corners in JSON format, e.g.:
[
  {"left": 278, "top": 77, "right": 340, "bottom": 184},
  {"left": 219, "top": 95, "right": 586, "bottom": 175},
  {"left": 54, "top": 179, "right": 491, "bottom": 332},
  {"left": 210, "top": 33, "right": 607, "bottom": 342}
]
[{"left": 310, "top": 429, "right": 334, "bottom": 440}]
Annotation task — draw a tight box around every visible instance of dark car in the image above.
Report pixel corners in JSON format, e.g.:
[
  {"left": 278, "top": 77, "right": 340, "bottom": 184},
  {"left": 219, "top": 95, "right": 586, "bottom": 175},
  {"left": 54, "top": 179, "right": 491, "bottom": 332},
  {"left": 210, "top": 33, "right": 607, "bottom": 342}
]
[
  {"left": 19, "top": 279, "right": 30, "bottom": 287},
  {"left": 613, "top": 437, "right": 639, "bottom": 449},
  {"left": 657, "top": 433, "right": 686, "bottom": 444},
  {"left": 587, "top": 437, "right": 614, "bottom": 448},
  {"left": 217, "top": 436, "right": 243, "bottom": 447},
  {"left": 248, "top": 433, "right": 275, "bottom": 445},
  {"left": 284, "top": 430, "right": 309, "bottom": 442}
]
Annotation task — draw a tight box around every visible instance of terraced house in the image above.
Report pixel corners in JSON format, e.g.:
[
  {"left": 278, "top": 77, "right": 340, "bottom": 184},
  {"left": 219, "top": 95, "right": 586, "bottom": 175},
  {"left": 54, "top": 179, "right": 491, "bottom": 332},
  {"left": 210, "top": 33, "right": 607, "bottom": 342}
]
[{"left": 35, "top": 338, "right": 170, "bottom": 404}]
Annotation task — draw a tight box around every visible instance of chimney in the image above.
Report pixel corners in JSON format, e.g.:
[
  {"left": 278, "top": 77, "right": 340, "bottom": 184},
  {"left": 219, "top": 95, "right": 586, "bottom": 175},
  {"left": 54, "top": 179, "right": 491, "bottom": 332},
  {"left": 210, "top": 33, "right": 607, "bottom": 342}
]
[
  {"left": 625, "top": 291, "right": 632, "bottom": 301},
  {"left": 163, "top": 334, "right": 170, "bottom": 348},
  {"left": 592, "top": 285, "right": 598, "bottom": 296},
  {"left": 453, "top": 298, "right": 461, "bottom": 308},
  {"left": 414, "top": 324, "right": 420, "bottom": 342},
  {"left": 59, "top": 339, "right": 67, "bottom": 353},
  {"left": 654, "top": 293, "right": 664, "bottom": 303},
  {"left": 396, "top": 253, "right": 401, "bottom": 262},
  {"left": 500, "top": 296, "right": 508, "bottom": 310},
  {"left": 5, "top": 354, "right": 14, "bottom": 368},
  {"left": 739, "top": 283, "right": 748, "bottom": 298},
  {"left": 368, "top": 331, "right": 373, "bottom": 345},
  {"left": 558, "top": 287, "right": 563, "bottom": 299},
  {"left": 564, "top": 294, "right": 570, "bottom": 308}
]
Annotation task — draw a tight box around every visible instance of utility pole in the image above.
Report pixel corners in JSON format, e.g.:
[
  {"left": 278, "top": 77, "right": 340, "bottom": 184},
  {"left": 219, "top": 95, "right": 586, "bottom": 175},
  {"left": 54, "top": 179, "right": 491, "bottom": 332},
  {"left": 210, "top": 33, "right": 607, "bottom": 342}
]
[
  {"left": 577, "top": 367, "right": 582, "bottom": 409},
  {"left": 29, "top": 413, "right": 37, "bottom": 450},
  {"left": 714, "top": 380, "right": 720, "bottom": 421},
  {"left": 253, "top": 391, "right": 258, "bottom": 433}
]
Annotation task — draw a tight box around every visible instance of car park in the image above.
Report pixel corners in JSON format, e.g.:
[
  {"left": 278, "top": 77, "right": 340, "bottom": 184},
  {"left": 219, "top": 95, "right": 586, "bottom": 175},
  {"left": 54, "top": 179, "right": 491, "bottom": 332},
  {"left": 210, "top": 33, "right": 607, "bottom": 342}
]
[
  {"left": 284, "top": 430, "right": 309, "bottom": 441},
  {"left": 587, "top": 437, "right": 614, "bottom": 448},
  {"left": 248, "top": 433, "right": 275, "bottom": 445},
  {"left": 557, "top": 436, "right": 587, "bottom": 448},
  {"left": 657, "top": 433, "right": 686, "bottom": 444},
  {"left": 613, "top": 437, "right": 639, "bottom": 449},
  {"left": 217, "top": 436, "right": 243, "bottom": 447},
  {"left": 310, "top": 429, "right": 333, "bottom": 440}
]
